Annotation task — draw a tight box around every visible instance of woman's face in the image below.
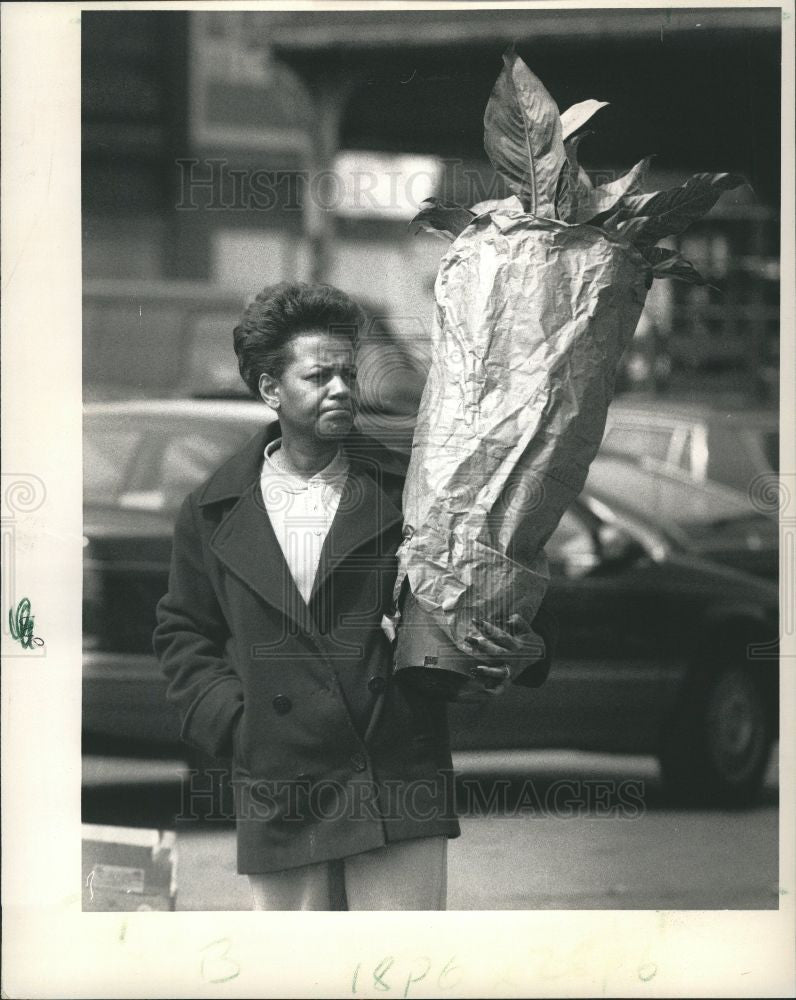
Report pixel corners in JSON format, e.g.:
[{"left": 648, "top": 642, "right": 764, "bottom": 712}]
[{"left": 262, "top": 330, "right": 358, "bottom": 443}]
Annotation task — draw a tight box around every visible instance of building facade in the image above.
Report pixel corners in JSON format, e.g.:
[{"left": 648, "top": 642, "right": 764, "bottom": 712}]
[{"left": 82, "top": 9, "right": 781, "bottom": 402}]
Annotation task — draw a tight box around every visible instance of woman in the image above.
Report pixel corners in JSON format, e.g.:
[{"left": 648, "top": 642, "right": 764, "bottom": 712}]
[{"left": 153, "top": 282, "right": 547, "bottom": 910}]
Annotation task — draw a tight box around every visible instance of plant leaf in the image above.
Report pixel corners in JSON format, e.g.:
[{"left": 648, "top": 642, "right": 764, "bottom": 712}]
[
  {"left": 556, "top": 133, "right": 591, "bottom": 222},
  {"left": 577, "top": 156, "right": 654, "bottom": 224},
  {"left": 640, "top": 246, "right": 711, "bottom": 286},
  {"left": 560, "top": 99, "right": 609, "bottom": 140},
  {"left": 409, "top": 199, "right": 475, "bottom": 242},
  {"left": 555, "top": 163, "right": 571, "bottom": 222},
  {"left": 610, "top": 172, "right": 746, "bottom": 246},
  {"left": 471, "top": 195, "right": 525, "bottom": 215},
  {"left": 555, "top": 100, "right": 606, "bottom": 219},
  {"left": 483, "top": 49, "right": 565, "bottom": 217}
]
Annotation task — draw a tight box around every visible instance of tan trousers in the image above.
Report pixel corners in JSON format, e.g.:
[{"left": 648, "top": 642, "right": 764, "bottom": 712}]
[{"left": 248, "top": 836, "right": 448, "bottom": 911}]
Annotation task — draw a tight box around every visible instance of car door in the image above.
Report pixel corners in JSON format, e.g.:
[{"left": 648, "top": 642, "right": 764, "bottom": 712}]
[{"left": 447, "top": 503, "right": 674, "bottom": 755}]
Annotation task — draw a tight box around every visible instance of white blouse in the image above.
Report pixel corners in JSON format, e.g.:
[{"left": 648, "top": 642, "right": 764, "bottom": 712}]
[{"left": 259, "top": 438, "right": 350, "bottom": 604}]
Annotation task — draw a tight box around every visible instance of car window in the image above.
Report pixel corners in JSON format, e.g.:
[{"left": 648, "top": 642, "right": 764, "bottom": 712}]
[
  {"left": 587, "top": 456, "right": 752, "bottom": 533},
  {"left": 545, "top": 508, "right": 596, "bottom": 577},
  {"left": 155, "top": 427, "right": 258, "bottom": 510},
  {"left": 84, "top": 427, "right": 142, "bottom": 504},
  {"left": 602, "top": 423, "right": 673, "bottom": 463},
  {"left": 706, "top": 423, "right": 763, "bottom": 494},
  {"left": 85, "top": 413, "right": 262, "bottom": 511},
  {"left": 677, "top": 430, "right": 694, "bottom": 471}
]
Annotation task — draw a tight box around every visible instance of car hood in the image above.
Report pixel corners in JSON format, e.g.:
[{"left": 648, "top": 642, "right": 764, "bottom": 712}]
[
  {"left": 677, "top": 514, "right": 778, "bottom": 548},
  {"left": 672, "top": 513, "right": 778, "bottom": 581},
  {"left": 85, "top": 505, "right": 177, "bottom": 540},
  {"left": 661, "top": 546, "right": 779, "bottom": 609},
  {"left": 84, "top": 506, "right": 176, "bottom": 572}
]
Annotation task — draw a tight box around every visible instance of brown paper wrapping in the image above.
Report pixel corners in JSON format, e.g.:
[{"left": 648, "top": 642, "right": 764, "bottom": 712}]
[{"left": 393, "top": 206, "right": 650, "bottom": 668}]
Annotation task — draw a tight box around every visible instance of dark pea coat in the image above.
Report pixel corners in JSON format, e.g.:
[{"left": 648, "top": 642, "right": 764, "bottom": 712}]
[{"left": 153, "top": 420, "right": 461, "bottom": 874}]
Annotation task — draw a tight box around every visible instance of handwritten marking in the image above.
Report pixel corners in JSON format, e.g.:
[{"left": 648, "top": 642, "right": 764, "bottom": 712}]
[
  {"left": 638, "top": 962, "right": 658, "bottom": 982},
  {"left": 404, "top": 956, "right": 431, "bottom": 997},
  {"left": 200, "top": 938, "right": 240, "bottom": 984},
  {"left": 85, "top": 869, "right": 95, "bottom": 901},
  {"left": 373, "top": 956, "right": 394, "bottom": 992},
  {"left": 437, "top": 956, "right": 461, "bottom": 990},
  {"left": 353, "top": 956, "right": 461, "bottom": 994},
  {"left": 8, "top": 597, "right": 44, "bottom": 649}
]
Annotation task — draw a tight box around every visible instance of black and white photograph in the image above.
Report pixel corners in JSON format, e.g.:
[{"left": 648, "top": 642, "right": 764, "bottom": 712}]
[{"left": 2, "top": 0, "right": 795, "bottom": 995}]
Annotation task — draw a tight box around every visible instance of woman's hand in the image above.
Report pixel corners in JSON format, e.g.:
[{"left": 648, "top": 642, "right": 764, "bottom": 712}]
[{"left": 457, "top": 614, "right": 545, "bottom": 701}]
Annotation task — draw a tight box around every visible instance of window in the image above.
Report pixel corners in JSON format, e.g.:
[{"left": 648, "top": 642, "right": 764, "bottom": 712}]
[
  {"left": 602, "top": 423, "right": 673, "bottom": 464},
  {"left": 677, "top": 430, "right": 694, "bottom": 471},
  {"left": 84, "top": 414, "right": 258, "bottom": 511},
  {"left": 157, "top": 427, "right": 255, "bottom": 509},
  {"left": 84, "top": 427, "right": 142, "bottom": 504}
]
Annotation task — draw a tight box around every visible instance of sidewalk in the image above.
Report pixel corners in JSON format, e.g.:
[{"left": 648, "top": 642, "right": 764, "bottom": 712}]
[
  {"left": 173, "top": 809, "right": 779, "bottom": 911},
  {"left": 171, "top": 750, "right": 778, "bottom": 910}
]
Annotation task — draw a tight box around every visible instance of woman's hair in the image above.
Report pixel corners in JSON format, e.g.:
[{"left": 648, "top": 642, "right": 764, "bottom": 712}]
[{"left": 233, "top": 282, "right": 363, "bottom": 396}]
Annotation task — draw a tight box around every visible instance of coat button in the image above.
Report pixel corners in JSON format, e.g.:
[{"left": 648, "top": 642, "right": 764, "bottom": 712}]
[
  {"left": 272, "top": 695, "right": 292, "bottom": 715},
  {"left": 367, "top": 675, "right": 386, "bottom": 694},
  {"left": 350, "top": 752, "right": 367, "bottom": 772}
]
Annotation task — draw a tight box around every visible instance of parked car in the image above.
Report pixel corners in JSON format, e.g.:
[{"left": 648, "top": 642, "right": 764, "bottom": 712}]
[
  {"left": 584, "top": 452, "right": 778, "bottom": 581},
  {"left": 84, "top": 400, "right": 779, "bottom": 806},
  {"left": 603, "top": 399, "right": 779, "bottom": 494},
  {"left": 355, "top": 396, "right": 779, "bottom": 578},
  {"left": 83, "top": 400, "right": 274, "bottom": 750}
]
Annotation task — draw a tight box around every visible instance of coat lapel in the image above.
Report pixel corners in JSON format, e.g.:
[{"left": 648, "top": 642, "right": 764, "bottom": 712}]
[
  {"left": 309, "top": 462, "right": 404, "bottom": 603},
  {"left": 209, "top": 480, "right": 317, "bottom": 637},
  {"left": 200, "top": 421, "right": 405, "bottom": 635}
]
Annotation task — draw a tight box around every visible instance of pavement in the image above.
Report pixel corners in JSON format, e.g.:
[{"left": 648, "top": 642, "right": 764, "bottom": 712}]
[{"left": 83, "top": 748, "right": 779, "bottom": 911}]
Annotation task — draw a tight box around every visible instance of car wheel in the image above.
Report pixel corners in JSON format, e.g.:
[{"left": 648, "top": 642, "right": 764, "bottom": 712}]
[{"left": 659, "top": 663, "right": 773, "bottom": 807}]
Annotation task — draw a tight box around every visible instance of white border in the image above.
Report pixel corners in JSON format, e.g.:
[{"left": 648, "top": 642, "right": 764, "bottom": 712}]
[{"left": 2, "top": 2, "right": 794, "bottom": 997}]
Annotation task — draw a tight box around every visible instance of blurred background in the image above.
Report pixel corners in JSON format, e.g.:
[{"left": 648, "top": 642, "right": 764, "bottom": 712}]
[
  {"left": 83, "top": 6, "right": 780, "bottom": 405},
  {"left": 81, "top": 7, "right": 782, "bottom": 912}
]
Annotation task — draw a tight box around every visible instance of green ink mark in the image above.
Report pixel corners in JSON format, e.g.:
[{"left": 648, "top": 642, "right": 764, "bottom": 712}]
[
  {"left": 438, "top": 956, "right": 462, "bottom": 990},
  {"left": 638, "top": 962, "right": 658, "bottom": 982},
  {"left": 200, "top": 938, "right": 240, "bottom": 984},
  {"left": 119, "top": 919, "right": 127, "bottom": 943},
  {"left": 404, "top": 956, "right": 431, "bottom": 997},
  {"left": 9, "top": 597, "right": 44, "bottom": 649},
  {"left": 352, "top": 962, "right": 360, "bottom": 993},
  {"left": 373, "top": 956, "right": 394, "bottom": 992}
]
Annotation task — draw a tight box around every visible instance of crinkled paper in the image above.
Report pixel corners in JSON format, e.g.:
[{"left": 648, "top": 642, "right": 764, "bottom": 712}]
[{"left": 394, "top": 207, "right": 649, "bottom": 653}]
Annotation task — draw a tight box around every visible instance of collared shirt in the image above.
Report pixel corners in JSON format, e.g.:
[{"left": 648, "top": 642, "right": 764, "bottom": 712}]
[{"left": 259, "top": 437, "right": 350, "bottom": 604}]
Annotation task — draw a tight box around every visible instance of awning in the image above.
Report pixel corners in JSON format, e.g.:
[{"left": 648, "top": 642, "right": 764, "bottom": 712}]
[{"left": 269, "top": 7, "right": 779, "bottom": 60}]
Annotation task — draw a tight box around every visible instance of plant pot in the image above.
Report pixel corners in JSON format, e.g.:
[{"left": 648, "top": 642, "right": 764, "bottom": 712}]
[{"left": 393, "top": 588, "right": 473, "bottom": 700}]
